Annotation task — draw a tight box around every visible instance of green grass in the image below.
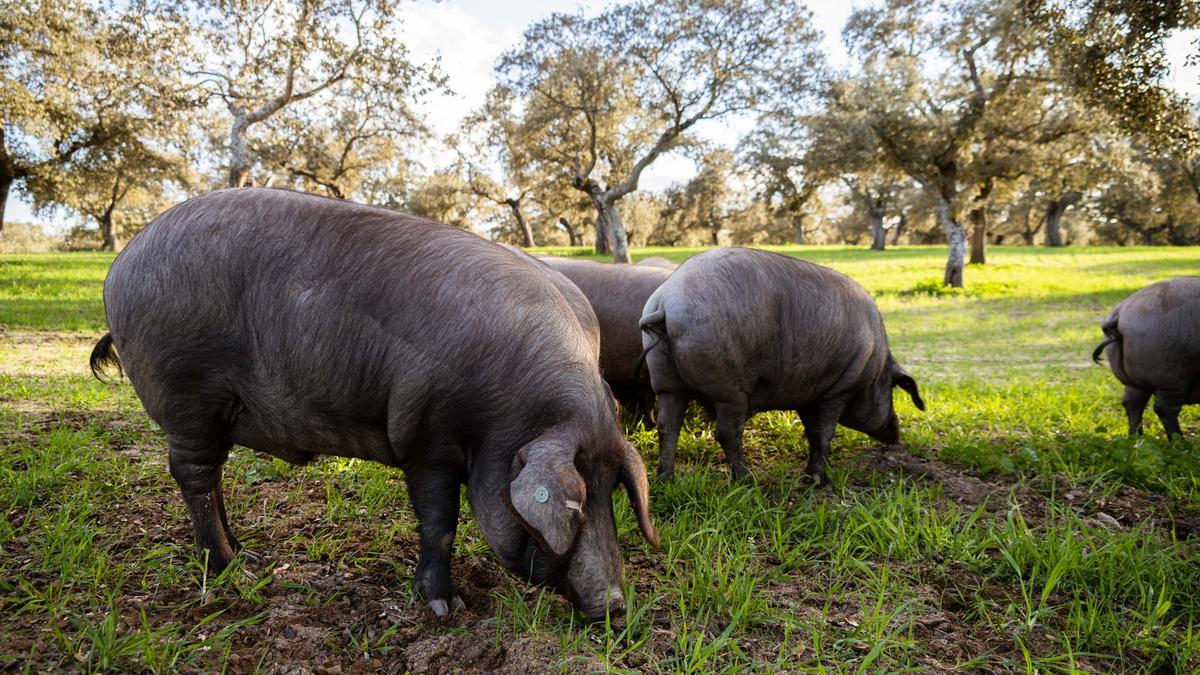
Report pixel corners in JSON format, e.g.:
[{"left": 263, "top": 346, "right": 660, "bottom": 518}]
[{"left": 1, "top": 245, "right": 1198, "bottom": 672}]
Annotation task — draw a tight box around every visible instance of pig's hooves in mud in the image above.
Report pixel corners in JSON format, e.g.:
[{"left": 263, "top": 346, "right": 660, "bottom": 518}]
[{"left": 428, "top": 595, "right": 467, "bottom": 617}]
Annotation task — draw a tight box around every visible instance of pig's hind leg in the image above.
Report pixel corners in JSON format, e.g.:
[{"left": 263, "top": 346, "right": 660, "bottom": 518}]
[
  {"left": 1152, "top": 387, "right": 1188, "bottom": 439},
  {"left": 168, "top": 435, "right": 240, "bottom": 574},
  {"left": 405, "top": 462, "right": 467, "bottom": 616},
  {"left": 713, "top": 399, "right": 750, "bottom": 480},
  {"left": 1122, "top": 386, "right": 1151, "bottom": 436},
  {"left": 654, "top": 392, "right": 689, "bottom": 478}
]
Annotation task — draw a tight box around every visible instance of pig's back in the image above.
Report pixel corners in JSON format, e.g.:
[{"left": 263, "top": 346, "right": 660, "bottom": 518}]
[
  {"left": 656, "top": 248, "right": 886, "bottom": 407},
  {"left": 104, "top": 188, "right": 593, "bottom": 463}
]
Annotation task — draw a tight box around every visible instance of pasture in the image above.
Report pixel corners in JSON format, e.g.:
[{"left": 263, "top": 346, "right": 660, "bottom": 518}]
[{"left": 1, "top": 246, "right": 1198, "bottom": 673}]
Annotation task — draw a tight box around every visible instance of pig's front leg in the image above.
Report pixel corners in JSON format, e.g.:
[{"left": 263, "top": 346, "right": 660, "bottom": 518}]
[
  {"left": 798, "top": 400, "right": 847, "bottom": 487},
  {"left": 406, "top": 464, "right": 466, "bottom": 616}
]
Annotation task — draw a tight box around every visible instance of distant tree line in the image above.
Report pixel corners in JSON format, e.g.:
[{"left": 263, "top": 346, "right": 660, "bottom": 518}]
[{"left": 1, "top": 0, "right": 1197, "bottom": 286}]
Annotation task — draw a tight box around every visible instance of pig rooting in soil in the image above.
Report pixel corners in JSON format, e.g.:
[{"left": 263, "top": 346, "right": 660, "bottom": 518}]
[{"left": 91, "top": 188, "right": 658, "bottom": 622}]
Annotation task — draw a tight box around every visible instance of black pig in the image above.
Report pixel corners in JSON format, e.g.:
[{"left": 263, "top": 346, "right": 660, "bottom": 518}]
[
  {"left": 90, "top": 189, "right": 658, "bottom": 620},
  {"left": 639, "top": 247, "right": 924, "bottom": 484},
  {"left": 1093, "top": 277, "right": 1200, "bottom": 437}
]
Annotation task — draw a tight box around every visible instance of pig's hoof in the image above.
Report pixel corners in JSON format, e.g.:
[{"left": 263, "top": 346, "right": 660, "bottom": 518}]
[
  {"left": 428, "top": 595, "right": 466, "bottom": 617},
  {"left": 656, "top": 466, "right": 673, "bottom": 479}
]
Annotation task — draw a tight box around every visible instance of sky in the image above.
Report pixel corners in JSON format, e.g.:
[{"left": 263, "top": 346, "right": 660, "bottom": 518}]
[{"left": 6, "top": 1, "right": 1199, "bottom": 229}]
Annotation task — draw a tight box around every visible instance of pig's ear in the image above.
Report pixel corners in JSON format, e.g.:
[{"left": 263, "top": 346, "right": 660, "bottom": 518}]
[
  {"left": 508, "top": 441, "right": 587, "bottom": 558},
  {"left": 892, "top": 370, "right": 925, "bottom": 411},
  {"left": 619, "top": 442, "right": 660, "bottom": 549}
]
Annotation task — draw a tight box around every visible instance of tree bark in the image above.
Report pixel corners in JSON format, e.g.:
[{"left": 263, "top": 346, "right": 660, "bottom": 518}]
[
  {"left": 891, "top": 214, "right": 905, "bottom": 246},
  {"left": 1043, "top": 192, "right": 1080, "bottom": 247},
  {"left": 968, "top": 179, "right": 992, "bottom": 265},
  {"left": 595, "top": 198, "right": 631, "bottom": 263},
  {"left": 968, "top": 211, "right": 986, "bottom": 264},
  {"left": 0, "top": 171, "right": 12, "bottom": 234},
  {"left": 228, "top": 116, "right": 252, "bottom": 188},
  {"left": 935, "top": 198, "right": 966, "bottom": 287},
  {"left": 594, "top": 218, "right": 609, "bottom": 254},
  {"left": 558, "top": 218, "right": 579, "bottom": 246},
  {"left": 868, "top": 200, "right": 886, "bottom": 251},
  {"left": 100, "top": 211, "right": 119, "bottom": 251},
  {"left": 792, "top": 214, "right": 806, "bottom": 244},
  {"left": 506, "top": 198, "right": 534, "bottom": 247}
]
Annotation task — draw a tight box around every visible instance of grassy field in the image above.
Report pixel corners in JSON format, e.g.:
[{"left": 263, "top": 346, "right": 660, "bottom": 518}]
[{"left": 1, "top": 245, "right": 1198, "bottom": 673}]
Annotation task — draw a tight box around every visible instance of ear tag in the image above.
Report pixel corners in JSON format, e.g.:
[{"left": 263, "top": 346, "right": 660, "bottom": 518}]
[
  {"left": 564, "top": 499, "right": 583, "bottom": 512},
  {"left": 533, "top": 486, "right": 550, "bottom": 503}
]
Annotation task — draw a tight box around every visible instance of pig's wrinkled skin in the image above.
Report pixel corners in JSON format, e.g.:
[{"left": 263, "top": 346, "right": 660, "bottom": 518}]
[
  {"left": 537, "top": 256, "right": 672, "bottom": 418},
  {"left": 89, "top": 188, "right": 658, "bottom": 621},
  {"left": 638, "top": 247, "right": 924, "bottom": 484},
  {"left": 1092, "top": 277, "right": 1200, "bottom": 438},
  {"left": 496, "top": 244, "right": 601, "bottom": 360}
]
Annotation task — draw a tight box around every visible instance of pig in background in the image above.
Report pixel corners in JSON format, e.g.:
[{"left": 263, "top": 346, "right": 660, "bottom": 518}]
[
  {"left": 538, "top": 256, "right": 673, "bottom": 421},
  {"left": 90, "top": 188, "right": 658, "bottom": 621},
  {"left": 639, "top": 247, "right": 924, "bottom": 485},
  {"left": 1093, "top": 276, "right": 1200, "bottom": 438},
  {"left": 495, "top": 243, "right": 602, "bottom": 360}
]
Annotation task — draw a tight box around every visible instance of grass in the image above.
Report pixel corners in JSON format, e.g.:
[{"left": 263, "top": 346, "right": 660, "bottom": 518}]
[{"left": 1, "top": 244, "right": 1198, "bottom": 672}]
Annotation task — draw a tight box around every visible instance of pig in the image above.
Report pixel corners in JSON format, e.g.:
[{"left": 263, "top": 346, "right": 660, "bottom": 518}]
[
  {"left": 636, "top": 256, "right": 678, "bottom": 271},
  {"left": 537, "top": 256, "right": 673, "bottom": 418},
  {"left": 496, "top": 243, "right": 601, "bottom": 359},
  {"left": 1092, "top": 277, "right": 1200, "bottom": 438},
  {"left": 89, "top": 188, "right": 658, "bottom": 620},
  {"left": 638, "top": 247, "right": 924, "bottom": 484}
]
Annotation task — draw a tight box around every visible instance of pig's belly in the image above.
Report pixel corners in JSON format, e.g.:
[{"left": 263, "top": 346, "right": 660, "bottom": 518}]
[{"left": 229, "top": 408, "right": 398, "bottom": 467}]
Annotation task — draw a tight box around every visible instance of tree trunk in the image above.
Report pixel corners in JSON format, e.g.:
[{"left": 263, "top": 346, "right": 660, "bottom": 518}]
[
  {"left": 507, "top": 199, "right": 534, "bottom": 247},
  {"left": 968, "top": 180, "right": 992, "bottom": 265},
  {"left": 1044, "top": 201, "right": 1066, "bottom": 247},
  {"left": 0, "top": 127, "right": 14, "bottom": 233},
  {"left": 100, "top": 211, "right": 119, "bottom": 252},
  {"left": 596, "top": 198, "right": 631, "bottom": 263},
  {"left": 890, "top": 214, "right": 905, "bottom": 246},
  {"left": 969, "top": 212, "right": 986, "bottom": 264},
  {"left": 558, "top": 218, "right": 579, "bottom": 246},
  {"left": 0, "top": 172, "right": 11, "bottom": 234},
  {"left": 792, "top": 214, "right": 806, "bottom": 244},
  {"left": 936, "top": 198, "right": 965, "bottom": 287},
  {"left": 711, "top": 226, "right": 720, "bottom": 246},
  {"left": 228, "top": 116, "right": 252, "bottom": 188},
  {"left": 594, "top": 218, "right": 609, "bottom": 254},
  {"left": 1043, "top": 192, "right": 1080, "bottom": 247},
  {"left": 868, "top": 201, "right": 886, "bottom": 251}
]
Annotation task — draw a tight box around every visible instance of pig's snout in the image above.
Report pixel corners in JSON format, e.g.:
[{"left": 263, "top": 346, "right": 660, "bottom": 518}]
[
  {"left": 874, "top": 413, "right": 901, "bottom": 445},
  {"left": 583, "top": 583, "right": 626, "bottom": 622}
]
